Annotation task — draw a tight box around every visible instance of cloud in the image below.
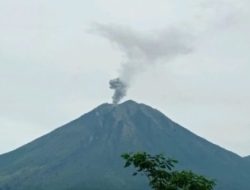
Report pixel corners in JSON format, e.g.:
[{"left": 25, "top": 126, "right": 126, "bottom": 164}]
[{"left": 92, "top": 23, "right": 194, "bottom": 103}]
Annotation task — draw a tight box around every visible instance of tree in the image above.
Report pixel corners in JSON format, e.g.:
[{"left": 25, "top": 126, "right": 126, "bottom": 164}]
[{"left": 122, "top": 152, "right": 215, "bottom": 190}]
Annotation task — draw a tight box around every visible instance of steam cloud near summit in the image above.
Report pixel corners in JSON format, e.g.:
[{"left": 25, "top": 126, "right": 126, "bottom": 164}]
[
  {"left": 93, "top": 24, "right": 193, "bottom": 104},
  {"left": 109, "top": 78, "right": 127, "bottom": 104}
]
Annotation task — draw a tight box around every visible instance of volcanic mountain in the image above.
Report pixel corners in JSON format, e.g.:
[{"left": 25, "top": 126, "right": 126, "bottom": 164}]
[
  {"left": 0, "top": 100, "right": 249, "bottom": 190},
  {"left": 244, "top": 155, "right": 250, "bottom": 162}
]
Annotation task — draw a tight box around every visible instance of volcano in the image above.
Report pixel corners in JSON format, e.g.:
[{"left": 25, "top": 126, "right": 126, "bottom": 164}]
[
  {"left": 244, "top": 155, "right": 250, "bottom": 162},
  {"left": 0, "top": 100, "right": 249, "bottom": 190}
]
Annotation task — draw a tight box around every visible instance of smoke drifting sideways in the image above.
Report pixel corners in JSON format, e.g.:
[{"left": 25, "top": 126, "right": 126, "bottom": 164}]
[{"left": 92, "top": 23, "right": 194, "bottom": 104}]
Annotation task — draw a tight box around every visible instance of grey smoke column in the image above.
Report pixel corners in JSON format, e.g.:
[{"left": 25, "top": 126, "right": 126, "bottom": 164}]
[
  {"left": 109, "top": 78, "right": 127, "bottom": 104},
  {"left": 92, "top": 23, "right": 193, "bottom": 104}
]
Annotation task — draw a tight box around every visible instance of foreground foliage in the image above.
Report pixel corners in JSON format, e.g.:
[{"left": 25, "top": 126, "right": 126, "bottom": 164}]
[{"left": 122, "top": 152, "right": 215, "bottom": 190}]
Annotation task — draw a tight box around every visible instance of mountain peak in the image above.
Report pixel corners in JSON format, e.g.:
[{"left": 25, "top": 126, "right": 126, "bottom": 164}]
[
  {"left": 89, "top": 100, "right": 162, "bottom": 124},
  {"left": 92, "top": 100, "right": 140, "bottom": 110},
  {"left": 244, "top": 155, "right": 250, "bottom": 161},
  {"left": 90, "top": 100, "right": 147, "bottom": 117},
  {"left": 115, "top": 100, "right": 143, "bottom": 113},
  {"left": 0, "top": 100, "right": 250, "bottom": 190},
  {"left": 120, "top": 99, "right": 139, "bottom": 106}
]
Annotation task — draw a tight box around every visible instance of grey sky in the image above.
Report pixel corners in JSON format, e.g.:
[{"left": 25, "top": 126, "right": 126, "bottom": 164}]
[{"left": 0, "top": 0, "right": 249, "bottom": 156}]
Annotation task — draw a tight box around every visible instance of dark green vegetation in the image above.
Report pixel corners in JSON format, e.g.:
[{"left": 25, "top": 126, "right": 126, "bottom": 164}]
[
  {"left": 0, "top": 100, "right": 249, "bottom": 189},
  {"left": 122, "top": 152, "right": 215, "bottom": 190}
]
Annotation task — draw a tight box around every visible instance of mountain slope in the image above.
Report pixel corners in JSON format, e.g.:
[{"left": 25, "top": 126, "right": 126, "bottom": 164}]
[
  {"left": 0, "top": 100, "right": 249, "bottom": 190},
  {"left": 244, "top": 155, "right": 250, "bottom": 162}
]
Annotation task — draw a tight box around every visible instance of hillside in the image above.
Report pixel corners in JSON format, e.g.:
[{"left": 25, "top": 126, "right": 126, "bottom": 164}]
[
  {"left": 0, "top": 100, "right": 249, "bottom": 190},
  {"left": 244, "top": 155, "right": 250, "bottom": 162}
]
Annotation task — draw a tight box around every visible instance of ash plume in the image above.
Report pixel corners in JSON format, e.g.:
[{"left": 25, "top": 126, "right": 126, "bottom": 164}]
[
  {"left": 92, "top": 23, "right": 194, "bottom": 104},
  {"left": 109, "top": 78, "right": 127, "bottom": 104}
]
